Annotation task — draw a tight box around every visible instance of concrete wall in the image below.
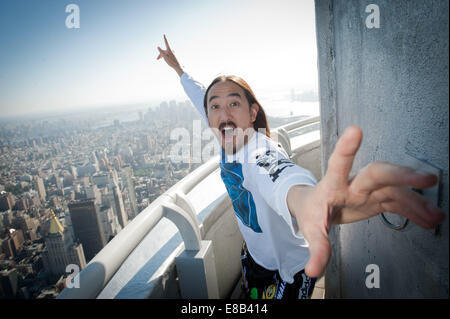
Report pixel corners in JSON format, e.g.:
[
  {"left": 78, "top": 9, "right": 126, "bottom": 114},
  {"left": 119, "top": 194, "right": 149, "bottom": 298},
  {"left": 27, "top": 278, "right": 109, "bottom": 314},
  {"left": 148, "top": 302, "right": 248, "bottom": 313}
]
[{"left": 315, "top": 0, "right": 448, "bottom": 298}]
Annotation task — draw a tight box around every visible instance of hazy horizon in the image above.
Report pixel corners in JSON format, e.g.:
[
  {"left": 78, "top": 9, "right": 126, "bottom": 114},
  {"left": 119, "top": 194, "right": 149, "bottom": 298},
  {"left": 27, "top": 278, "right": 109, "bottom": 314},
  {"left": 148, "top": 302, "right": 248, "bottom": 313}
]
[{"left": 0, "top": 0, "right": 319, "bottom": 117}]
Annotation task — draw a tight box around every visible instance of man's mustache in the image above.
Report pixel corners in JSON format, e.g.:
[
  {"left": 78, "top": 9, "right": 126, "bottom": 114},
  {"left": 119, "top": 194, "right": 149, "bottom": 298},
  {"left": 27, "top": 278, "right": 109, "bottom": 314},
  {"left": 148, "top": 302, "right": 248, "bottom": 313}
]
[{"left": 218, "top": 121, "right": 237, "bottom": 131}]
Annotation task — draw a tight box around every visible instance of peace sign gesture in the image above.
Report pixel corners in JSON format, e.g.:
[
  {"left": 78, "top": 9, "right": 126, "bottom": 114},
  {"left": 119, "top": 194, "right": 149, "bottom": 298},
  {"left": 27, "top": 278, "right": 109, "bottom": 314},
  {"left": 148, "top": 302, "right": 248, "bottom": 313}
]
[
  {"left": 287, "top": 126, "right": 445, "bottom": 278},
  {"left": 157, "top": 34, "right": 184, "bottom": 77}
]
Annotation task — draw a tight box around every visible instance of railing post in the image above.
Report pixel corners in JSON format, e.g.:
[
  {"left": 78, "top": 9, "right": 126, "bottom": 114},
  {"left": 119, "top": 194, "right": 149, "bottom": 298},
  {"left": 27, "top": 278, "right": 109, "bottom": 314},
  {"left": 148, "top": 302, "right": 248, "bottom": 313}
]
[
  {"left": 274, "top": 127, "right": 292, "bottom": 156},
  {"left": 162, "top": 202, "right": 201, "bottom": 251},
  {"left": 162, "top": 201, "right": 219, "bottom": 298},
  {"left": 175, "top": 192, "right": 199, "bottom": 227},
  {"left": 175, "top": 240, "right": 219, "bottom": 299}
]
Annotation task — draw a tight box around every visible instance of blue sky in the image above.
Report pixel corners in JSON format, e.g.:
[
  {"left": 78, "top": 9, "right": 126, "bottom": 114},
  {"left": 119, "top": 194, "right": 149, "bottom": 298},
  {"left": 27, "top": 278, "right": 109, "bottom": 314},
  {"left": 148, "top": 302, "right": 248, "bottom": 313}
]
[{"left": 0, "top": 0, "right": 318, "bottom": 117}]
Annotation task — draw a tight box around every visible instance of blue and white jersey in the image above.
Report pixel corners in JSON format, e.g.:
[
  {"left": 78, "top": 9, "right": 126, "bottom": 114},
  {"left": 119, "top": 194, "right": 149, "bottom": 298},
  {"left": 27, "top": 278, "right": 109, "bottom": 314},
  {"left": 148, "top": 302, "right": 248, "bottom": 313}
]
[{"left": 180, "top": 73, "right": 317, "bottom": 283}]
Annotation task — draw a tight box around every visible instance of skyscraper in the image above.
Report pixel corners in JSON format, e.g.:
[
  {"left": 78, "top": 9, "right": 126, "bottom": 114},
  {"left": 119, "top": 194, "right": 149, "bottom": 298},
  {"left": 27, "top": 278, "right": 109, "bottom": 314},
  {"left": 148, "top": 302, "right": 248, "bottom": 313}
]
[
  {"left": 90, "top": 151, "right": 100, "bottom": 173},
  {"left": 68, "top": 200, "right": 106, "bottom": 262},
  {"left": 110, "top": 169, "right": 128, "bottom": 228},
  {"left": 0, "top": 192, "right": 15, "bottom": 211},
  {"left": 121, "top": 165, "right": 138, "bottom": 219},
  {"left": 42, "top": 210, "right": 86, "bottom": 281},
  {"left": 112, "top": 185, "right": 128, "bottom": 229},
  {"left": 98, "top": 205, "right": 121, "bottom": 244},
  {"left": 34, "top": 176, "right": 46, "bottom": 202}
]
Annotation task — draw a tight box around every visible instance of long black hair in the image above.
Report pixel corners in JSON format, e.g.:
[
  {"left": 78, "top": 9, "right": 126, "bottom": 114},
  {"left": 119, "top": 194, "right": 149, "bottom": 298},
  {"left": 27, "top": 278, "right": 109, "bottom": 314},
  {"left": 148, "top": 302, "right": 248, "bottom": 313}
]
[{"left": 203, "top": 75, "right": 271, "bottom": 138}]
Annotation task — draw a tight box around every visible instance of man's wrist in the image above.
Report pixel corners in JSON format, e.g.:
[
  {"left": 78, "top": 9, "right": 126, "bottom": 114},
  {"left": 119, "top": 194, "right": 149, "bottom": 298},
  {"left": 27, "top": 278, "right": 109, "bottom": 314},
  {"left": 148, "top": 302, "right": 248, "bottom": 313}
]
[
  {"left": 175, "top": 66, "right": 184, "bottom": 77},
  {"left": 287, "top": 185, "right": 313, "bottom": 219}
]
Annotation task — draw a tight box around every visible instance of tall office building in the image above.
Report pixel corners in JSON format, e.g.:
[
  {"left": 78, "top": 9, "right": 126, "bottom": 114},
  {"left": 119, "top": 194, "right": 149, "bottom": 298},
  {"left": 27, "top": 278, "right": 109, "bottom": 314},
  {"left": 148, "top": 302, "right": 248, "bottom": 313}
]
[
  {"left": 71, "top": 165, "right": 78, "bottom": 179},
  {"left": 0, "top": 192, "right": 15, "bottom": 211},
  {"left": 92, "top": 173, "right": 110, "bottom": 188},
  {"left": 121, "top": 166, "right": 138, "bottom": 219},
  {"left": 34, "top": 176, "right": 46, "bottom": 202},
  {"left": 110, "top": 169, "right": 128, "bottom": 228},
  {"left": 112, "top": 185, "right": 128, "bottom": 229},
  {"left": 90, "top": 151, "right": 100, "bottom": 173},
  {"left": 0, "top": 269, "right": 20, "bottom": 298},
  {"left": 98, "top": 205, "right": 121, "bottom": 244},
  {"left": 1, "top": 229, "right": 24, "bottom": 259},
  {"left": 85, "top": 185, "right": 101, "bottom": 204},
  {"left": 68, "top": 200, "right": 106, "bottom": 262},
  {"left": 42, "top": 210, "right": 86, "bottom": 281}
]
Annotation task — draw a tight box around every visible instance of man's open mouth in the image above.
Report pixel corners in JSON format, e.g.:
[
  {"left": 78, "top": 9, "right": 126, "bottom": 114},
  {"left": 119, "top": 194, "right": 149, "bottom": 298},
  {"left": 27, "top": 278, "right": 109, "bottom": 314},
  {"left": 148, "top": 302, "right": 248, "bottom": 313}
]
[
  {"left": 222, "top": 126, "right": 234, "bottom": 138},
  {"left": 220, "top": 123, "right": 237, "bottom": 140}
]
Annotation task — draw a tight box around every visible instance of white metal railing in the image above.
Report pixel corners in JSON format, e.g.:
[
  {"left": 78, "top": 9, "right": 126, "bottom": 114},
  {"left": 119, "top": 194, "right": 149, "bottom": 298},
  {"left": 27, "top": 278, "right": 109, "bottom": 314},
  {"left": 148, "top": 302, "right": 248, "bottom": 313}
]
[
  {"left": 277, "top": 115, "right": 320, "bottom": 133},
  {"left": 58, "top": 156, "right": 220, "bottom": 298},
  {"left": 57, "top": 116, "right": 321, "bottom": 299}
]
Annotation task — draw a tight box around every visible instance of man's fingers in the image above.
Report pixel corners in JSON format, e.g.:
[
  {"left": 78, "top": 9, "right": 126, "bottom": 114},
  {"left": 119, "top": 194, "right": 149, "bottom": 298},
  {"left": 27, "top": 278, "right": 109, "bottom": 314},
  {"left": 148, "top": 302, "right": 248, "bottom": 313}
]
[
  {"left": 377, "top": 186, "right": 445, "bottom": 229},
  {"left": 304, "top": 231, "right": 331, "bottom": 278},
  {"left": 301, "top": 223, "right": 332, "bottom": 278},
  {"left": 157, "top": 46, "right": 169, "bottom": 60},
  {"left": 164, "top": 34, "right": 171, "bottom": 51},
  {"left": 157, "top": 46, "right": 166, "bottom": 54},
  {"left": 325, "top": 126, "right": 363, "bottom": 189},
  {"left": 350, "top": 162, "right": 438, "bottom": 196}
]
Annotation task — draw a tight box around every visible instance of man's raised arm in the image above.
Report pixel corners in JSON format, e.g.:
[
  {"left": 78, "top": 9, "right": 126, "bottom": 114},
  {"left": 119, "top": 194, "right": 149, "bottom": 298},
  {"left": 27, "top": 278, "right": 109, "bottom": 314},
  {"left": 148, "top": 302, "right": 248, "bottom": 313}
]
[
  {"left": 157, "top": 35, "right": 207, "bottom": 121},
  {"left": 157, "top": 34, "right": 184, "bottom": 77}
]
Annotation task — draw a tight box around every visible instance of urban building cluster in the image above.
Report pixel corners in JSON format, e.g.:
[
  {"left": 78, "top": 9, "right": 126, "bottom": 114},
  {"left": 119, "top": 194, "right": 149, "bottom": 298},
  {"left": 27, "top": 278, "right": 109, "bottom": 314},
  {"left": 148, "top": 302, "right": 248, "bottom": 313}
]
[{"left": 0, "top": 100, "right": 205, "bottom": 298}]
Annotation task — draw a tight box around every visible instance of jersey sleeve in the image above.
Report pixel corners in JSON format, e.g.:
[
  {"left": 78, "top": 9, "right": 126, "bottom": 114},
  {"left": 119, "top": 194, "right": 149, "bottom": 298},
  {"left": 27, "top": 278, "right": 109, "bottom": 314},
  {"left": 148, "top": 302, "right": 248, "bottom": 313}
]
[
  {"left": 180, "top": 73, "right": 208, "bottom": 122},
  {"left": 246, "top": 142, "right": 317, "bottom": 237}
]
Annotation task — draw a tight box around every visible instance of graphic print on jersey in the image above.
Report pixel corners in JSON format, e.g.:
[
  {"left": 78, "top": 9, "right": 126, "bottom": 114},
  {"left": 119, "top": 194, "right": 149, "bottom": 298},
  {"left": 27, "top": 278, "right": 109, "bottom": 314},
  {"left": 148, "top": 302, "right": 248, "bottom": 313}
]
[
  {"left": 220, "top": 161, "right": 262, "bottom": 233},
  {"left": 255, "top": 150, "right": 295, "bottom": 182}
]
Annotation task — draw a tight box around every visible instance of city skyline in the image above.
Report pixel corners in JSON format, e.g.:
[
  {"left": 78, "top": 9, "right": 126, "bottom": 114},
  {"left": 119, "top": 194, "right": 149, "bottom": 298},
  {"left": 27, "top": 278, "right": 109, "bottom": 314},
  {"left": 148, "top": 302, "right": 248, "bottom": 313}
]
[
  {"left": 0, "top": 99, "right": 210, "bottom": 298},
  {"left": 0, "top": 0, "right": 319, "bottom": 117}
]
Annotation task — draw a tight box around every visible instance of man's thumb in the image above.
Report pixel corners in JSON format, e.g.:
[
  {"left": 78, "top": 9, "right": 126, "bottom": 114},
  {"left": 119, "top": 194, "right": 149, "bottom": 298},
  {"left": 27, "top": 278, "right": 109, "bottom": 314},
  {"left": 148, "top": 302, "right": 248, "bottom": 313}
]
[
  {"left": 156, "top": 47, "right": 164, "bottom": 60},
  {"left": 304, "top": 234, "right": 331, "bottom": 278}
]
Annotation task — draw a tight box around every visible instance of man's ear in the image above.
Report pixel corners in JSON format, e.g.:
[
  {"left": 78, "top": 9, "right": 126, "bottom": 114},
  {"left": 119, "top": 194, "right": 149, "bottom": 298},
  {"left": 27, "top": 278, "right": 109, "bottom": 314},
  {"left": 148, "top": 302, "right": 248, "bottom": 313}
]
[{"left": 250, "top": 103, "right": 259, "bottom": 123}]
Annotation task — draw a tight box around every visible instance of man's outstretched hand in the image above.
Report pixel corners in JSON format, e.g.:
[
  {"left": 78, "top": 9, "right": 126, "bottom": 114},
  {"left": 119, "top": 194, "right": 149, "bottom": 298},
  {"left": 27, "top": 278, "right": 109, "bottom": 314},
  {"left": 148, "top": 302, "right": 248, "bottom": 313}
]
[
  {"left": 157, "top": 34, "right": 184, "bottom": 77},
  {"left": 287, "top": 126, "right": 445, "bottom": 278}
]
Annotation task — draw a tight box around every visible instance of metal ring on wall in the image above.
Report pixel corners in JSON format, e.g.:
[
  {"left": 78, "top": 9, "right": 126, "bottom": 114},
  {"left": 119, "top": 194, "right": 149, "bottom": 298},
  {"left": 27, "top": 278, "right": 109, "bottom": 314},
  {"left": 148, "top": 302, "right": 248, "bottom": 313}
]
[
  {"left": 379, "top": 213, "right": 409, "bottom": 231},
  {"left": 378, "top": 188, "right": 426, "bottom": 231}
]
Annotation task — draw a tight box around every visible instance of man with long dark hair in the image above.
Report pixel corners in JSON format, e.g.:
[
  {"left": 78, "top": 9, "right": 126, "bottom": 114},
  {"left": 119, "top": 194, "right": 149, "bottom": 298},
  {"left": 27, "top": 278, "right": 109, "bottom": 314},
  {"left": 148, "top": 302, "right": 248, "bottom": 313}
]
[{"left": 157, "top": 35, "right": 445, "bottom": 299}]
